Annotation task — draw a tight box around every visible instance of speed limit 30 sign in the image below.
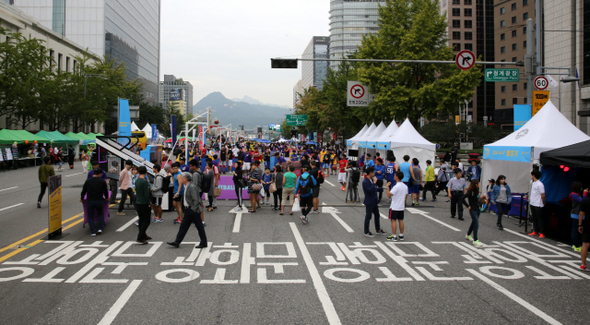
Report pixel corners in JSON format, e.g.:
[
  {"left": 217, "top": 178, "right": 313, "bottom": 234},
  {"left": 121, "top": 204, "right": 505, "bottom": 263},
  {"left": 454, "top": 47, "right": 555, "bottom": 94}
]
[{"left": 534, "top": 76, "right": 549, "bottom": 90}]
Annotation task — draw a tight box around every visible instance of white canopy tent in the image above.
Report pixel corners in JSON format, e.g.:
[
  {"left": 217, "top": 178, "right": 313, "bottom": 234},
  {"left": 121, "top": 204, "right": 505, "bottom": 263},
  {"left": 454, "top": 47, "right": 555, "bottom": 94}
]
[
  {"left": 363, "top": 122, "right": 387, "bottom": 149},
  {"left": 375, "top": 121, "right": 400, "bottom": 151},
  {"left": 347, "top": 123, "right": 374, "bottom": 150},
  {"left": 346, "top": 124, "right": 368, "bottom": 148},
  {"left": 142, "top": 123, "right": 153, "bottom": 140},
  {"left": 131, "top": 121, "right": 140, "bottom": 131},
  {"left": 482, "top": 100, "right": 590, "bottom": 193},
  {"left": 355, "top": 123, "right": 378, "bottom": 149},
  {"left": 380, "top": 119, "right": 436, "bottom": 171}
]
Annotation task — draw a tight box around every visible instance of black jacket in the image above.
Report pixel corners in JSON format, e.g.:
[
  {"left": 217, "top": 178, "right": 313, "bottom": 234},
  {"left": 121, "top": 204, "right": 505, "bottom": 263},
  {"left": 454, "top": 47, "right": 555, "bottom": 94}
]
[{"left": 462, "top": 190, "right": 480, "bottom": 210}]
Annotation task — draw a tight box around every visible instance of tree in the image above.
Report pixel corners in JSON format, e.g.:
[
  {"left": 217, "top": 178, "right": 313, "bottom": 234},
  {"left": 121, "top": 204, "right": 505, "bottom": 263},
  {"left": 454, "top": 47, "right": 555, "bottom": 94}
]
[
  {"left": 137, "top": 102, "right": 167, "bottom": 135},
  {"left": 355, "top": 0, "right": 482, "bottom": 124}
]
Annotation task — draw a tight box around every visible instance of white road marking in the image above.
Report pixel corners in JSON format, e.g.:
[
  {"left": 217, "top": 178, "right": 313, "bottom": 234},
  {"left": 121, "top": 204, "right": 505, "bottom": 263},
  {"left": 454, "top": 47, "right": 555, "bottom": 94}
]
[
  {"left": 65, "top": 171, "right": 86, "bottom": 178},
  {"left": 0, "top": 186, "right": 18, "bottom": 192},
  {"left": 116, "top": 216, "right": 138, "bottom": 232},
  {"left": 0, "top": 203, "right": 24, "bottom": 212},
  {"left": 466, "top": 269, "right": 563, "bottom": 325},
  {"left": 380, "top": 213, "right": 388, "bottom": 220},
  {"left": 322, "top": 207, "right": 354, "bottom": 233},
  {"left": 324, "top": 180, "right": 336, "bottom": 187},
  {"left": 97, "top": 279, "right": 143, "bottom": 325},
  {"left": 503, "top": 228, "right": 579, "bottom": 258},
  {"left": 233, "top": 212, "right": 243, "bottom": 233},
  {"left": 406, "top": 208, "right": 461, "bottom": 232},
  {"left": 290, "top": 223, "right": 341, "bottom": 325}
]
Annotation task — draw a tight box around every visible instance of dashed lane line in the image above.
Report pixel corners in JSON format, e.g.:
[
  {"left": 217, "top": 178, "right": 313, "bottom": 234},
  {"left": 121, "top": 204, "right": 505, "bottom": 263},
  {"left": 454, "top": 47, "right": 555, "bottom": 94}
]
[
  {"left": 97, "top": 280, "right": 143, "bottom": 325},
  {"left": 0, "top": 203, "right": 24, "bottom": 212}
]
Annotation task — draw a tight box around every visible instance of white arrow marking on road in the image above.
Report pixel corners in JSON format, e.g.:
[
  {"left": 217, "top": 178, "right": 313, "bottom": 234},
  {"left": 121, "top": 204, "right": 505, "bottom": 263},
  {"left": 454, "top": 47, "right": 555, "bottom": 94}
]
[
  {"left": 0, "top": 203, "right": 24, "bottom": 212},
  {"left": 322, "top": 206, "right": 354, "bottom": 233},
  {"left": 0, "top": 186, "right": 18, "bottom": 192},
  {"left": 406, "top": 207, "right": 461, "bottom": 232},
  {"left": 230, "top": 206, "right": 244, "bottom": 233},
  {"left": 324, "top": 180, "right": 336, "bottom": 187},
  {"left": 97, "top": 279, "right": 143, "bottom": 325},
  {"left": 116, "top": 216, "right": 138, "bottom": 232},
  {"left": 466, "top": 269, "right": 563, "bottom": 325}
]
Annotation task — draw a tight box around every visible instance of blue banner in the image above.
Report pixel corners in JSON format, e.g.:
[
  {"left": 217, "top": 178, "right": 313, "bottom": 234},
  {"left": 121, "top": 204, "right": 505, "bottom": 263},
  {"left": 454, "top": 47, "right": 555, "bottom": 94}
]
[
  {"left": 377, "top": 142, "right": 389, "bottom": 150},
  {"left": 513, "top": 104, "right": 532, "bottom": 131},
  {"left": 483, "top": 145, "right": 531, "bottom": 162},
  {"left": 151, "top": 124, "right": 158, "bottom": 143},
  {"left": 118, "top": 98, "right": 131, "bottom": 146},
  {"left": 171, "top": 115, "right": 177, "bottom": 147}
]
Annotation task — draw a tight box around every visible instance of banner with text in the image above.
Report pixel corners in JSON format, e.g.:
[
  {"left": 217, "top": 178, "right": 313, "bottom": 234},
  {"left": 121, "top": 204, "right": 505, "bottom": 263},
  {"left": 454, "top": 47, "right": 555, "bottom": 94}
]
[{"left": 118, "top": 98, "right": 131, "bottom": 146}]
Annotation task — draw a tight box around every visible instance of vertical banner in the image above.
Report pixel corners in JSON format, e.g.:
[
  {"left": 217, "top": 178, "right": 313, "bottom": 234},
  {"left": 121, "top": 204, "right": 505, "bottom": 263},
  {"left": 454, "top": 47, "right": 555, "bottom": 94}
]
[
  {"left": 513, "top": 104, "right": 532, "bottom": 131},
  {"left": 317, "top": 133, "right": 321, "bottom": 144},
  {"left": 118, "top": 99, "right": 131, "bottom": 146},
  {"left": 48, "top": 175, "right": 62, "bottom": 239},
  {"left": 171, "top": 115, "right": 177, "bottom": 148},
  {"left": 198, "top": 125, "right": 204, "bottom": 151},
  {"left": 151, "top": 124, "right": 158, "bottom": 143}
]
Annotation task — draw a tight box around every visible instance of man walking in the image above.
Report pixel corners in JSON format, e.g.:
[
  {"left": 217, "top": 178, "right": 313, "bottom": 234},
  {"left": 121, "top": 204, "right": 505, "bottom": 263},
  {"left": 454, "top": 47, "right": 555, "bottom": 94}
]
[
  {"left": 151, "top": 164, "right": 166, "bottom": 223},
  {"left": 37, "top": 156, "right": 55, "bottom": 208},
  {"left": 529, "top": 170, "right": 546, "bottom": 238},
  {"left": 295, "top": 166, "right": 317, "bottom": 224},
  {"left": 422, "top": 160, "right": 437, "bottom": 202},
  {"left": 386, "top": 171, "right": 408, "bottom": 241},
  {"left": 135, "top": 166, "right": 152, "bottom": 244},
  {"left": 309, "top": 160, "right": 323, "bottom": 213},
  {"left": 362, "top": 167, "right": 387, "bottom": 237},
  {"left": 447, "top": 168, "right": 467, "bottom": 220},
  {"left": 117, "top": 160, "right": 134, "bottom": 216},
  {"left": 67, "top": 145, "right": 75, "bottom": 169},
  {"left": 167, "top": 172, "right": 208, "bottom": 249},
  {"left": 80, "top": 169, "right": 109, "bottom": 236}
]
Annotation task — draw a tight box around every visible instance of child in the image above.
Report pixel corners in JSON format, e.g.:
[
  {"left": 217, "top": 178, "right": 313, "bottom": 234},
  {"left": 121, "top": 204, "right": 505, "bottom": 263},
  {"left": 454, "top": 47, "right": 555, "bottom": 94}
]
[
  {"left": 261, "top": 167, "right": 273, "bottom": 205},
  {"left": 480, "top": 178, "right": 495, "bottom": 212}
]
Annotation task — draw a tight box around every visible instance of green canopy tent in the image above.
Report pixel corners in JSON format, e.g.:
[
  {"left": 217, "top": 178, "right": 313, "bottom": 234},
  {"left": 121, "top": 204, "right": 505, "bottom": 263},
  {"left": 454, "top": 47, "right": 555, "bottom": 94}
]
[
  {"left": 36, "top": 130, "right": 78, "bottom": 145},
  {"left": 0, "top": 129, "right": 51, "bottom": 145}
]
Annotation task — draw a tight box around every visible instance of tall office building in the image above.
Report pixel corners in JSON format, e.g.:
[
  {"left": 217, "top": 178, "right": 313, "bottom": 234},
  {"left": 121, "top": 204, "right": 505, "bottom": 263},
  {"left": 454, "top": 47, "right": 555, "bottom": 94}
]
[
  {"left": 293, "top": 80, "right": 304, "bottom": 109},
  {"left": 328, "top": 0, "right": 385, "bottom": 69},
  {"left": 9, "top": 0, "right": 160, "bottom": 104},
  {"left": 159, "top": 75, "right": 193, "bottom": 119},
  {"left": 301, "top": 36, "right": 330, "bottom": 91}
]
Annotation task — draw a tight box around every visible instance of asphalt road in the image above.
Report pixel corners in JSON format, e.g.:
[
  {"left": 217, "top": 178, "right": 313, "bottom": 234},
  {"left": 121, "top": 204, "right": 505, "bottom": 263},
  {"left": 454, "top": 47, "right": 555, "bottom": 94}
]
[{"left": 0, "top": 165, "right": 589, "bottom": 325}]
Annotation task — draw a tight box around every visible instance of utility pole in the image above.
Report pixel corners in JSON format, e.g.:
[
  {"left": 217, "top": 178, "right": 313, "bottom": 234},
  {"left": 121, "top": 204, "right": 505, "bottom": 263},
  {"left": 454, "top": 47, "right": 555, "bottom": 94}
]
[{"left": 525, "top": 19, "right": 535, "bottom": 106}]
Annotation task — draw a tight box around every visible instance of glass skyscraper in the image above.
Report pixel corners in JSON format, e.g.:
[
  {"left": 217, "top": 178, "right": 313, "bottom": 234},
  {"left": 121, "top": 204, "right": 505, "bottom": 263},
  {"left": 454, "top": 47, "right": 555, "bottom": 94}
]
[
  {"left": 301, "top": 36, "right": 330, "bottom": 91},
  {"left": 9, "top": 0, "right": 160, "bottom": 104},
  {"left": 329, "top": 0, "right": 385, "bottom": 68}
]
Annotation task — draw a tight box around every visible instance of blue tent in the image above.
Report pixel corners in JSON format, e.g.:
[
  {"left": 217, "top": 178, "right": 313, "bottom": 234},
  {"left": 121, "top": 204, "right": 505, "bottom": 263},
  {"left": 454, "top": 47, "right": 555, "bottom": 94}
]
[
  {"left": 306, "top": 141, "right": 318, "bottom": 145},
  {"left": 258, "top": 139, "right": 271, "bottom": 143}
]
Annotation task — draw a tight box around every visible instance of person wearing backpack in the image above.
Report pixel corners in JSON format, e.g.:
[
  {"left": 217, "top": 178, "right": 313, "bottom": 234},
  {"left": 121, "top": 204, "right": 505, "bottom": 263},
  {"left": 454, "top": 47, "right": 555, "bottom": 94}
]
[
  {"left": 151, "top": 164, "right": 167, "bottom": 223},
  {"left": 295, "top": 165, "right": 317, "bottom": 224},
  {"left": 346, "top": 161, "right": 361, "bottom": 202},
  {"left": 310, "top": 160, "right": 324, "bottom": 213}
]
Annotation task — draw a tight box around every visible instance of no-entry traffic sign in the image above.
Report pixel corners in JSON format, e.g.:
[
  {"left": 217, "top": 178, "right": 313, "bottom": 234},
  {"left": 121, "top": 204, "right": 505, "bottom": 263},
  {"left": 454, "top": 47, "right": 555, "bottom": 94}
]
[
  {"left": 350, "top": 84, "right": 365, "bottom": 99},
  {"left": 534, "top": 76, "right": 549, "bottom": 90},
  {"left": 455, "top": 50, "right": 475, "bottom": 70}
]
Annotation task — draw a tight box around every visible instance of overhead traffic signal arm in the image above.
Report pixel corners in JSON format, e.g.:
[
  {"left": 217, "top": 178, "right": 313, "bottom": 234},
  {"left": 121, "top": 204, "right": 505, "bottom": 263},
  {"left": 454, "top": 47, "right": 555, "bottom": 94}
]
[{"left": 271, "top": 59, "right": 298, "bottom": 69}]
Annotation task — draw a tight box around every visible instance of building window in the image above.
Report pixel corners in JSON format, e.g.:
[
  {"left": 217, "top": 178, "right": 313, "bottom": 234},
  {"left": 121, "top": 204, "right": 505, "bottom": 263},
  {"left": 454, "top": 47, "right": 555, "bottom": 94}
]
[
  {"left": 453, "top": 43, "right": 461, "bottom": 51},
  {"left": 58, "top": 53, "right": 62, "bottom": 71},
  {"left": 452, "top": 0, "right": 460, "bottom": 4},
  {"left": 523, "top": 27, "right": 527, "bottom": 34},
  {"left": 465, "top": 32, "right": 473, "bottom": 40},
  {"left": 464, "top": 43, "right": 473, "bottom": 51},
  {"left": 523, "top": 0, "right": 529, "bottom": 5},
  {"left": 513, "top": 98, "right": 518, "bottom": 104},
  {"left": 512, "top": 57, "right": 518, "bottom": 62},
  {"left": 452, "top": 20, "right": 461, "bottom": 28},
  {"left": 512, "top": 3, "right": 517, "bottom": 10},
  {"left": 500, "top": 7, "right": 505, "bottom": 14},
  {"left": 453, "top": 31, "right": 461, "bottom": 40},
  {"left": 501, "top": 20, "right": 505, "bottom": 27},
  {"left": 65, "top": 56, "right": 70, "bottom": 72},
  {"left": 49, "top": 50, "right": 54, "bottom": 68},
  {"left": 524, "top": 97, "right": 528, "bottom": 104},
  {"left": 464, "top": 20, "right": 473, "bottom": 28},
  {"left": 501, "top": 59, "right": 506, "bottom": 62},
  {"left": 464, "top": 8, "right": 472, "bottom": 17},
  {"left": 523, "top": 40, "right": 527, "bottom": 48},
  {"left": 512, "top": 43, "right": 517, "bottom": 51},
  {"left": 452, "top": 8, "right": 461, "bottom": 16},
  {"left": 512, "top": 84, "right": 518, "bottom": 91},
  {"left": 73, "top": 60, "right": 77, "bottom": 72},
  {"left": 464, "top": 0, "right": 472, "bottom": 4},
  {"left": 512, "top": 16, "right": 517, "bottom": 24},
  {"left": 501, "top": 86, "right": 506, "bottom": 92},
  {"left": 501, "top": 99, "right": 507, "bottom": 106},
  {"left": 524, "top": 82, "right": 528, "bottom": 90},
  {"left": 512, "top": 30, "right": 517, "bottom": 37},
  {"left": 523, "top": 12, "right": 529, "bottom": 20},
  {"left": 501, "top": 46, "right": 506, "bottom": 53},
  {"left": 500, "top": 33, "right": 505, "bottom": 40}
]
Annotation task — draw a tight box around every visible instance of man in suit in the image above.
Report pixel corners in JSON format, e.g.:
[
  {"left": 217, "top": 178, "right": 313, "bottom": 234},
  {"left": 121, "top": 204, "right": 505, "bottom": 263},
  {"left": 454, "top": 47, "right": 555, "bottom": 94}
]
[
  {"left": 362, "top": 167, "right": 387, "bottom": 237},
  {"left": 167, "top": 172, "right": 207, "bottom": 249}
]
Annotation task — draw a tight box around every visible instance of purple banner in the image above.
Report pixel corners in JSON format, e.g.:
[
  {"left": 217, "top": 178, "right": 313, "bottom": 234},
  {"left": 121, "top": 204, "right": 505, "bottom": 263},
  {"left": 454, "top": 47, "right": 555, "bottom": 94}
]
[{"left": 216, "top": 176, "right": 248, "bottom": 200}]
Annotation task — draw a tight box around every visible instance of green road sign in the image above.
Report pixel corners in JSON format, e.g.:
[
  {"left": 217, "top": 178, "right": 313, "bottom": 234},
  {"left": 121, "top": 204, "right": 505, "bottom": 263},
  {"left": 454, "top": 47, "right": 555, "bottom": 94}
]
[
  {"left": 485, "top": 68, "right": 520, "bottom": 82},
  {"left": 286, "top": 114, "right": 308, "bottom": 126}
]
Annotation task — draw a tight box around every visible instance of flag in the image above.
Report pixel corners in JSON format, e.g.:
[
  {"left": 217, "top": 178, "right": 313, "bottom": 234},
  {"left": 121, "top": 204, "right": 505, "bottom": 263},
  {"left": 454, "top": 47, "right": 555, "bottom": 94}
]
[{"left": 547, "top": 75, "right": 558, "bottom": 90}]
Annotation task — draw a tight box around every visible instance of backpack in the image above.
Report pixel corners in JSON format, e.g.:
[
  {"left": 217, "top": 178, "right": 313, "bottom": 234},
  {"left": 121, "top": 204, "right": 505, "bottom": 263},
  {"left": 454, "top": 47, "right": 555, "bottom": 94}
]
[
  {"left": 312, "top": 167, "right": 324, "bottom": 184},
  {"left": 298, "top": 175, "right": 312, "bottom": 195},
  {"left": 237, "top": 151, "right": 244, "bottom": 161},
  {"left": 196, "top": 170, "right": 212, "bottom": 193},
  {"left": 351, "top": 168, "right": 361, "bottom": 184},
  {"left": 160, "top": 175, "right": 171, "bottom": 194}
]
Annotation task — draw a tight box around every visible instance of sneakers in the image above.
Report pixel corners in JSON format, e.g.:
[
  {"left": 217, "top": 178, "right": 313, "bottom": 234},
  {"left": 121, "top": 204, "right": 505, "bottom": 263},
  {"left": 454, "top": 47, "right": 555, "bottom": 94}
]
[
  {"left": 365, "top": 232, "right": 375, "bottom": 238},
  {"left": 341, "top": 186, "right": 345, "bottom": 191},
  {"left": 237, "top": 207, "right": 243, "bottom": 211},
  {"left": 497, "top": 224, "right": 504, "bottom": 230},
  {"left": 573, "top": 245, "right": 582, "bottom": 252},
  {"left": 399, "top": 234, "right": 405, "bottom": 241},
  {"left": 473, "top": 240, "right": 483, "bottom": 247},
  {"left": 411, "top": 202, "right": 415, "bottom": 206},
  {"left": 91, "top": 233, "right": 96, "bottom": 237},
  {"left": 387, "top": 235, "right": 398, "bottom": 241},
  {"left": 313, "top": 209, "right": 320, "bottom": 214},
  {"left": 539, "top": 233, "right": 545, "bottom": 239},
  {"left": 300, "top": 215, "right": 309, "bottom": 224},
  {"left": 97, "top": 229, "right": 103, "bottom": 234},
  {"left": 528, "top": 231, "right": 538, "bottom": 236},
  {"left": 134, "top": 221, "right": 139, "bottom": 226},
  {"left": 581, "top": 265, "right": 587, "bottom": 271},
  {"left": 376, "top": 229, "right": 388, "bottom": 236},
  {"left": 415, "top": 201, "right": 420, "bottom": 206},
  {"left": 174, "top": 218, "right": 181, "bottom": 224},
  {"left": 37, "top": 202, "right": 41, "bottom": 208},
  {"left": 117, "top": 212, "right": 125, "bottom": 216},
  {"left": 155, "top": 218, "right": 163, "bottom": 223},
  {"left": 465, "top": 235, "right": 474, "bottom": 242}
]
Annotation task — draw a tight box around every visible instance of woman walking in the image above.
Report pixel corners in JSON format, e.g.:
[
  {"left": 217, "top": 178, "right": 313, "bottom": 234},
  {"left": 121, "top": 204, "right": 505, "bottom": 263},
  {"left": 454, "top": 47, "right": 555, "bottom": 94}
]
[
  {"left": 410, "top": 158, "right": 422, "bottom": 206},
  {"left": 233, "top": 161, "right": 245, "bottom": 211},
  {"left": 491, "top": 175, "right": 512, "bottom": 231},
  {"left": 272, "top": 165, "right": 284, "bottom": 211},
  {"left": 247, "top": 163, "right": 262, "bottom": 213},
  {"left": 462, "top": 180, "right": 483, "bottom": 247}
]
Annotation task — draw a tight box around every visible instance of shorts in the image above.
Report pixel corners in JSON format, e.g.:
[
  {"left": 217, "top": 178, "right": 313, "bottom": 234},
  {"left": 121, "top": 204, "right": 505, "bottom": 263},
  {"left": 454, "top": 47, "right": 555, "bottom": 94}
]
[
  {"left": 389, "top": 209, "right": 405, "bottom": 220},
  {"left": 173, "top": 196, "right": 182, "bottom": 202},
  {"left": 221, "top": 160, "right": 227, "bottom": 165},
  {"left": 322, "top": 163, "right": 330, "bottom": 169},
  {"left": 312, "top": 186, "right": 320, "bottom": 198},
  {"left": 338, "top": 172, "right": 347, "bottom": 183},
  {"left": 243, "top": 162, "right": 251, "bottom": 171},
  {"left": 409, "top": 185, "right": 420, "bottom": 194},
  {"left": 151, "top": 196, "right": 162, "bottom": 206}
]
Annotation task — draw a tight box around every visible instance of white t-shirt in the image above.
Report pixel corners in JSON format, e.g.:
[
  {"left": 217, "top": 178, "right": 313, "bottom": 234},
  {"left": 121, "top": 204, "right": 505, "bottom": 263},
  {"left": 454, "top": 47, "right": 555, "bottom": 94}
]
[
  {"left": 232, "top": 148, "right": 239, "bottom": 157},
  {"left": 389, "top": 182, "right": 409, "bottom": 211},
  {"left": 530, "top": 180, "right": 545, "bottom": 207}
]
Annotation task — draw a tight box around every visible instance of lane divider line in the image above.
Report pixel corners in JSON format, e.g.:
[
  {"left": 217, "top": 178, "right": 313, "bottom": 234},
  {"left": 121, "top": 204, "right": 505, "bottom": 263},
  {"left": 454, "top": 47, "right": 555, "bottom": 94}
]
[
  {"left": 0, "top": 186, "right": 18, "bottom": 192},
  {"left": 324, "top": 180, "right": 336, "bottom": 187},
  {"left": 232, "top": 212, "right": 243, "bottom": 233},
  {"left": 406, "top": 207, "right": 461, "bottom": 232},
  {"left": 0, "top": 239, "right": 44, "bottom": 263},
  {"left": 116, "top": 216, "right": 139, "bottom": 232},
  {"left": 97, "top": 279, "right": 143, "bottom": 325},
  {"left": 0, "top": 203, "right": 24, "bottom": 212}
]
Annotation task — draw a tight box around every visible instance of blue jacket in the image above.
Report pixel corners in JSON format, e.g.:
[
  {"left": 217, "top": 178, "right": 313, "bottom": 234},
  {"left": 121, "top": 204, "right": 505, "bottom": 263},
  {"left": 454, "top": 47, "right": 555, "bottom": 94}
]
[
  {"left": 491, "top": 184, "right": 512, "bottom": 205},
  {"left": 374, "top": 164, "right": 386, "bottom": 181},
  {"left": 362, "top": 177, "right": 378, "bottom": 206},
  {"left": 466, "top": 165, "right": 482, "bottom": 181},
  {"left": 295, "top": 172, "right": 317, "bottom": 198}
]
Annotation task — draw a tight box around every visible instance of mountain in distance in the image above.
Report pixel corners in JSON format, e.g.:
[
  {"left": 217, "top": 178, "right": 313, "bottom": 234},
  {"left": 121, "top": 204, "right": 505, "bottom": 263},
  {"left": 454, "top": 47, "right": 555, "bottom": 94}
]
[
  {"left": 231, "top": 95, "right": 291, "bottom": 110},
  {"left": 193, "top": 92, "right": 291, "bottom": 129}
]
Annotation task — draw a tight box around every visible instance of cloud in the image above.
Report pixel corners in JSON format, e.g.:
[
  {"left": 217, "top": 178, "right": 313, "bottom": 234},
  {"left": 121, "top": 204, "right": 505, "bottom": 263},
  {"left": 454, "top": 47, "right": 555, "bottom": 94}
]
[{"left": 160, "top": 0, "right": 330, "bottom": 107}]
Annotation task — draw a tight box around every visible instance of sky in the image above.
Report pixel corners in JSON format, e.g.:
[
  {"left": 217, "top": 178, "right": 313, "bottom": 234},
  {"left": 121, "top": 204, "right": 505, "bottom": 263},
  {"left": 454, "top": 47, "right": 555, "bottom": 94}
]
[{"left": 160, "top": 0, "right": 331, "bottom": 108}]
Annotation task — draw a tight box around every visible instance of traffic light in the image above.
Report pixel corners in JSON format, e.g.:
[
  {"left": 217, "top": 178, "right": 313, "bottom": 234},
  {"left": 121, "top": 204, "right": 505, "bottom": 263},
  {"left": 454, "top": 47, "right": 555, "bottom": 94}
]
[{"left": 271, "top": 59, "right": 297, "bottom": 69}]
